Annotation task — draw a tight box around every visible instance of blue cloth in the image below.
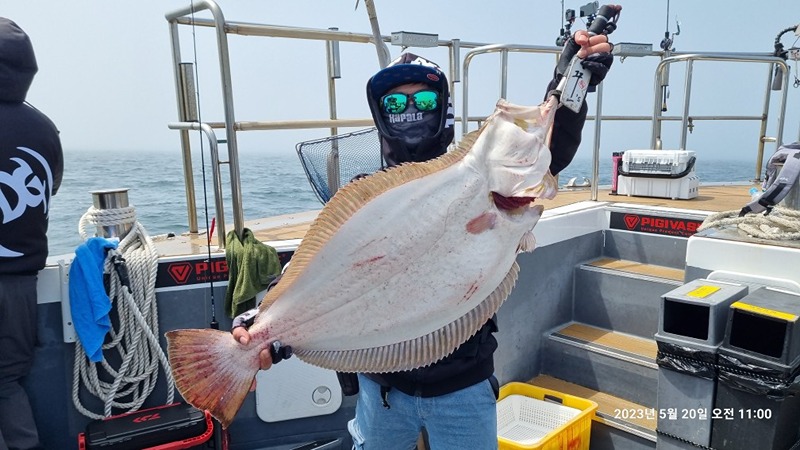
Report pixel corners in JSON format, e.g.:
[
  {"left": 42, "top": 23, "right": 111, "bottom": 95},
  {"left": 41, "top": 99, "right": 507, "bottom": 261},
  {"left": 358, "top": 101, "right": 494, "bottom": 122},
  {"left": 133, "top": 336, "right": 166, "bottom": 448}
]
[
  {"left": 348, "top": 374, "right": 498, "bottom": 450},
  {"left": 68, "top": 237, "right": 118, "bottom": 362}
]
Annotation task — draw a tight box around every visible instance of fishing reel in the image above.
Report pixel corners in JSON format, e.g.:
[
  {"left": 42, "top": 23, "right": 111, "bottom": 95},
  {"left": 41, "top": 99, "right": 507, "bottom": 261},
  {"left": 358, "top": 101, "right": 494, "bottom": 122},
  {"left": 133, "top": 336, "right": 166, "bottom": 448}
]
[
  {"left": 771, "top": 24, "right": 800, "bottom": 90},
  {"left": 582, "top": 1, "right": 619, "bottom": 36}
]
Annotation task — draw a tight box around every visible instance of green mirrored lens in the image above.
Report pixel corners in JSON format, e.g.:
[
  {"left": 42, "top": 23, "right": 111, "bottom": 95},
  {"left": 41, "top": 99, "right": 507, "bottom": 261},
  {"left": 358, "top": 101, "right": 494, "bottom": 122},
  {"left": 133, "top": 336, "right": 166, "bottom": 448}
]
[
  {"left": 382, "top": 94, "right": 408, "bottom": 114},
  {"left": 412, "top": 91, "right": 438, "bottom": 111}
]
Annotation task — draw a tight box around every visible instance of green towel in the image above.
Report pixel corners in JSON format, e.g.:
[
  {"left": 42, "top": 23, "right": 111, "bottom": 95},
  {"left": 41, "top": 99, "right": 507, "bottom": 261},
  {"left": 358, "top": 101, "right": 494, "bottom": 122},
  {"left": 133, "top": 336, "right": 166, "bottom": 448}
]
[{"left": 224, "top": 228, "right": 282, "bottom": 318}]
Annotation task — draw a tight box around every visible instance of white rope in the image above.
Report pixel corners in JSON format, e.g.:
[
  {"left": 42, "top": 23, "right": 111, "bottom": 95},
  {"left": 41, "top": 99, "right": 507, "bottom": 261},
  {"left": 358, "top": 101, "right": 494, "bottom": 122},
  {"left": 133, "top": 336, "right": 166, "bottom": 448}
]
[
  {"left": 72, "top": 208, "right": 176, "bottom": 419},
  {"left": 78, "top": 205, "right": 137, "bottom": 241},
  {"left": 698, "top": 206, "right": 800, "bottom": 240}
]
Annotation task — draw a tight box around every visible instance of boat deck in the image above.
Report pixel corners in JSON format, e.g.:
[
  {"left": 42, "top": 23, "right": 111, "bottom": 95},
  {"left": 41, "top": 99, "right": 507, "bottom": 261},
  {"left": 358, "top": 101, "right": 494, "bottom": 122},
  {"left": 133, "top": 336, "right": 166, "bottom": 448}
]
[{"left": 149, "top": 183, "right": 759, "bottom": 258}]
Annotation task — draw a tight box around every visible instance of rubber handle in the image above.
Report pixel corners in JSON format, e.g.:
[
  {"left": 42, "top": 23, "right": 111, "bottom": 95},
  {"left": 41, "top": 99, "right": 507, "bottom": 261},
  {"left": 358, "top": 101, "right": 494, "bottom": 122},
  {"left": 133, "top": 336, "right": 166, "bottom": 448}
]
[{"left": 587, "top": 4, "right": 620, "bottom": 36}]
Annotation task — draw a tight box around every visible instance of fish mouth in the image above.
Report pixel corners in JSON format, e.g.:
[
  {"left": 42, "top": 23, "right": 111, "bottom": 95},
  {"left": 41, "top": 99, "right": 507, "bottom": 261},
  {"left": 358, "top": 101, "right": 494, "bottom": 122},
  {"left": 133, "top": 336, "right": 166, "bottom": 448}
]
[{"left": 492, "top": 192, "right": 536, "bottom": 210}]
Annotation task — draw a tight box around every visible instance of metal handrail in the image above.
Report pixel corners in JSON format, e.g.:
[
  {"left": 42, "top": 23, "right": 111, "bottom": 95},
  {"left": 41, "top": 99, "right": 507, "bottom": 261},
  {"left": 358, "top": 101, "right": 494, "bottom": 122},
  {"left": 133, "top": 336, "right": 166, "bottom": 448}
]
[
  {"left": 167, "top": 1, "right": 243, "bottom": 240},
  {"left": 462, "top": 45, "right": 794, "bottom": 195},
  {"left": 651, "top": 54, "right": 790, "bottom": 181},
  {"left": 461, "top": 44, "right": 562, "bottom": 137},
  {"left": 462, "top": 44, "right": 611, "bottom": 199},
  {"left": 167, "top": 122, "right": 227, "bottom": 249},
  {"left": 166, "top": 1, "right": 798, "bottom": 238},
  {"left": 165, "top": 1, "right": 497, "bottom": 244}
]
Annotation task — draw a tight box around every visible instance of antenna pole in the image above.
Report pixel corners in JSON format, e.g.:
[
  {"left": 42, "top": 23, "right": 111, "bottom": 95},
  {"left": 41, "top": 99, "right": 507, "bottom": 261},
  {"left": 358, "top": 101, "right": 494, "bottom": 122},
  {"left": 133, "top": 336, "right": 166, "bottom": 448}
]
[{"left": 362, "top": 0, "right": 391, "bottom": 68}]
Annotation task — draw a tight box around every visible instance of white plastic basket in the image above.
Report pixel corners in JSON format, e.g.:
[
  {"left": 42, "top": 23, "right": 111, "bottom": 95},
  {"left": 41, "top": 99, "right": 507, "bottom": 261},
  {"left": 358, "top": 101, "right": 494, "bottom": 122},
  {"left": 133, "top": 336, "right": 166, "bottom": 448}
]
[{"left": 496, "top": 394, "right": 581, "bottom": 446}]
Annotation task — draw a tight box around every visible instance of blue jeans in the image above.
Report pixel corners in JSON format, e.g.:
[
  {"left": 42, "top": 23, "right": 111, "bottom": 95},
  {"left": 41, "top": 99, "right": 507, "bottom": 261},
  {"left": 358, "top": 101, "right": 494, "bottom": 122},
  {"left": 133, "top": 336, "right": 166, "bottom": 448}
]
[{"left": 348, "top": 374, "right": 498, "bottom": 450}]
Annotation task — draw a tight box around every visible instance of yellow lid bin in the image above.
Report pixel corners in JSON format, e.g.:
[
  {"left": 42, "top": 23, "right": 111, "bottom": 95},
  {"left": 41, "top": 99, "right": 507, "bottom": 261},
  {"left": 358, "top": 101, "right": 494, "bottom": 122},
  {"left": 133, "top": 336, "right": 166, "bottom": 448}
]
[{"left": 496, "top": 382, "right": 598, "bottom": 450}]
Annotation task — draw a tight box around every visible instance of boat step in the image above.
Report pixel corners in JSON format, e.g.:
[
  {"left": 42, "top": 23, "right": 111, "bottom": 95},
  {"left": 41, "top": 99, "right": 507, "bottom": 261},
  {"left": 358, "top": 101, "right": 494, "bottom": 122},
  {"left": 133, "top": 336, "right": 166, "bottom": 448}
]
[
  {"left": 602, "top": 228, "right": 688, "bottom": 270},
  {"left": 586, "top": 257, "right": 684, "bottom": 282},
  {"left": 528, "top": 375, "right": 657, "bottom": 444},
  {"left": 555, "top": 322, "right": 657, "bottom": 362},
  {"left": 544, "top": 323, "right": 658, "bottom": 406},
  {"left": 574, "top": 258, "right": 683, "bottom": 338}
]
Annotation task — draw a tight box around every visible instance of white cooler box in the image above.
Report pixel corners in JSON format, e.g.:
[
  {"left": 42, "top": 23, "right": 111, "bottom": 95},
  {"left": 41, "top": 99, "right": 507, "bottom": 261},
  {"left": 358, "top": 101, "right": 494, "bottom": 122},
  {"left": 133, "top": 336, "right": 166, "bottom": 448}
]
[{"left": 618, "top": 150, "right": 699, "bottom": 200}]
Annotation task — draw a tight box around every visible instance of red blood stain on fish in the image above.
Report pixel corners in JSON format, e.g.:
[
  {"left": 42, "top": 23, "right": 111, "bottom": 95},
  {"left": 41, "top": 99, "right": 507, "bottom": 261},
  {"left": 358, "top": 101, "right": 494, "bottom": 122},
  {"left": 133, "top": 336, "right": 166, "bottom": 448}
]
[
  {"left": 466, "top": 212, "right": 497, "bottom": 234},
  {"left": 353, "top": 255, "right": 386, "bottom": 268},
  {"left": 462, "top": 282, "right": 480, "bottom": 303}
]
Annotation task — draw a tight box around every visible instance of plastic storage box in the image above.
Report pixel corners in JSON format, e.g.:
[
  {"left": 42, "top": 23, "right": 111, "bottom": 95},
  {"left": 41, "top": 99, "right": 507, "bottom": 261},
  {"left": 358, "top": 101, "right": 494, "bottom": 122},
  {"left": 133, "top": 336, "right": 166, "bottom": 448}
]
[
  {"left": 78, "top": 402, "right": 225, "bottom": 450},
  {"left": 618, "top": 150, "right": 698, "bottom": 199},
  {"left": 496, "top": 382, "right": 598, "bottom": 450},
  {"left": 621, "top": 150, "right": 696, "bottom": 175}
]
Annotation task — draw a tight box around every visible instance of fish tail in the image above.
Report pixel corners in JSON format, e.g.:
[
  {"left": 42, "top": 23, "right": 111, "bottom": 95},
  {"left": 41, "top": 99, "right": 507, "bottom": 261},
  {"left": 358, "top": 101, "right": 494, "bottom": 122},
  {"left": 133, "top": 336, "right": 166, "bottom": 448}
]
[{"left": 166, "top": 328, "right": 264, "bottom": 428}]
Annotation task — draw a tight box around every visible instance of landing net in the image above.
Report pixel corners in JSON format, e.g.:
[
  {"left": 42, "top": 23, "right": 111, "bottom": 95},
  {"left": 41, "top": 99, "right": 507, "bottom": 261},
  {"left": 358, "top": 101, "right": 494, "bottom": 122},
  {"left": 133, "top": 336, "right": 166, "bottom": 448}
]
[{"left": 296, "top": 127, "right": 383, "bottom": 204}]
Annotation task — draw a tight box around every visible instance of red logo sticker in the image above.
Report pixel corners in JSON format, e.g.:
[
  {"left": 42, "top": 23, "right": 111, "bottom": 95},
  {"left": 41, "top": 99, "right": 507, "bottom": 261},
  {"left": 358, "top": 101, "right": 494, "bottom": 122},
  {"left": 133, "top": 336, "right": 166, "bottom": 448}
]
[
  {"left": 132, "top": 413, "right": 161, "bottom": 423},
  {"left": 624, "top": 214, "right": 640, "bottom": 229},
  {"left": 426, "top": 73, "right": 439, "bottom": 82},
  {"left": 168, "top": 262, "right": 193, "bottom": 284}
]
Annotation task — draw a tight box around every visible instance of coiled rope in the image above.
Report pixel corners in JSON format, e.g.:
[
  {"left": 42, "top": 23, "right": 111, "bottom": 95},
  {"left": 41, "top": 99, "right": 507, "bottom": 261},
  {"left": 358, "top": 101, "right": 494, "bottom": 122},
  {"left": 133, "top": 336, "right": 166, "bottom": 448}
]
[
  {"left": 72, "top": 206, "right": 176, "bottom": 419},
  {"left": 698, "top": 206, "right": 800, "bottom": 240}
]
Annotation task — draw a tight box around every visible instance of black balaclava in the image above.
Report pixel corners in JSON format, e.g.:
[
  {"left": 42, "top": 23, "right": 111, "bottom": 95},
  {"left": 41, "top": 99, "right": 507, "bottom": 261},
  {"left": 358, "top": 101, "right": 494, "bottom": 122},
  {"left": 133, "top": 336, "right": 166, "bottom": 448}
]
[{"left": 367, "top": 53, "right": 455, "bottom": 167}]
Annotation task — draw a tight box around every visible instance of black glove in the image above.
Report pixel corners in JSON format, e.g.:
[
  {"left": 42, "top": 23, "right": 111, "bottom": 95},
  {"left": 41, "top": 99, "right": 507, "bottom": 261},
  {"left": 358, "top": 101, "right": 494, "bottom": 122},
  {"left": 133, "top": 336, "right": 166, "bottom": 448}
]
[
  {"left": 555, "top": 38, "right": 580, "bottom": 79},
  {"left": 581, "top": 52, "right": 614, "bottom": 86},
  {"left": 232, "top": 307, "right": 259, "bottom": 329},
  {"left": 270, "top": 341, "right": 293, "bottom": 364}
]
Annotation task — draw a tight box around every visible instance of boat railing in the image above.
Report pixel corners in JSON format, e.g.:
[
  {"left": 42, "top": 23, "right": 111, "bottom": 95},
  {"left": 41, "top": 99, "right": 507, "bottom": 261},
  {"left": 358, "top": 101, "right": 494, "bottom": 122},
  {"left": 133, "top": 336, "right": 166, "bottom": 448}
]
[
  {"left": 650, "top": 53, "right": 790, "bottom": 181},
  {"left": 165, "top": 0, "right": 491, "bottom": 247},
  {"left": 166, "top": 1, "right": 795, "bottom": 246},
  {"left": 166, "top": 121, "right": 226, "bottom": 248},
  {"left": 462, "top": 46, "right": 792, "bottom": 198}
]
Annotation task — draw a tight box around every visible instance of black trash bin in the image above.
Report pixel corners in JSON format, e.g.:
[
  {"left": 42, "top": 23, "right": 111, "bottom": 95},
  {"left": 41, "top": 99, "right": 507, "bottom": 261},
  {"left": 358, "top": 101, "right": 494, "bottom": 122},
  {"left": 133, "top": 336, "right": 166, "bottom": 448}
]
[
  {"left": 711, "top": 286, "right": 800, "bottom": 450},
  {"left": 655, "top": 279, "right": 748, "bottom": 450}
]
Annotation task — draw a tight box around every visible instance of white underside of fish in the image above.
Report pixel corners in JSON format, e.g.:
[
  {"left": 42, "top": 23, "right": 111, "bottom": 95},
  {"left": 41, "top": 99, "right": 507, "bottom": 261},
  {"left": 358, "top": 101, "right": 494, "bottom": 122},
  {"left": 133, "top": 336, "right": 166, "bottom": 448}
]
[{"left": 249, "top": 98, "right": 558, "bottom": 373}]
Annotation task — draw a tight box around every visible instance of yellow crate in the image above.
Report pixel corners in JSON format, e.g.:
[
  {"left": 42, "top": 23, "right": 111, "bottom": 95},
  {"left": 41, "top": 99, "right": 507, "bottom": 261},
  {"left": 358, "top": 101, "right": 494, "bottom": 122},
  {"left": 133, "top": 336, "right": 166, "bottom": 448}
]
[{"left": 497, "top": 382, "right": 598, "bottom": 450}]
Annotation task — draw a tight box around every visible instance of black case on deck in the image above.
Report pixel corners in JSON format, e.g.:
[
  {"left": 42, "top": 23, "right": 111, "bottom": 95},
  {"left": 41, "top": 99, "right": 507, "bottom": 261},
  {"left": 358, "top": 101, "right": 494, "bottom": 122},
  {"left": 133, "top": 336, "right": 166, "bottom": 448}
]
[{"left": 77, "top": 402, "right": 225, "bottom": 450}]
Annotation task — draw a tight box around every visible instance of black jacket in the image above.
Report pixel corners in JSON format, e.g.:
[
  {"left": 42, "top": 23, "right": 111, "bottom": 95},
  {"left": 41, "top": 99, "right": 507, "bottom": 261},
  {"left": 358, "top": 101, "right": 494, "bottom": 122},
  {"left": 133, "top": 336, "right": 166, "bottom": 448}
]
[{"left": 0, "top": 18, "right": 63, "bottom": 275}]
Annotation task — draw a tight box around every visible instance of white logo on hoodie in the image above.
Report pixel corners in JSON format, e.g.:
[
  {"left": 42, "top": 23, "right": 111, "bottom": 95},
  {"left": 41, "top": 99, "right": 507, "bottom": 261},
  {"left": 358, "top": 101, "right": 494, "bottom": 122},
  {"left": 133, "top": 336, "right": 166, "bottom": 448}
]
[{"left": 0, "top": 146, "right": 54, "bottom": 257}]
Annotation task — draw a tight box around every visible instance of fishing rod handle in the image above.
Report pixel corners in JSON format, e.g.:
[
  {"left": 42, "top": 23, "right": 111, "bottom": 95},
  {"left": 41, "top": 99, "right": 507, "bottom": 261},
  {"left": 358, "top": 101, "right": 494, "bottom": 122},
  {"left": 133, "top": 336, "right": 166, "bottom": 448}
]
[
  {"left": 587, "top": 4, "right": 622, "bottom": 37},
  {"left": 556, "top": 4, "right": 621, "bottom": 76}
]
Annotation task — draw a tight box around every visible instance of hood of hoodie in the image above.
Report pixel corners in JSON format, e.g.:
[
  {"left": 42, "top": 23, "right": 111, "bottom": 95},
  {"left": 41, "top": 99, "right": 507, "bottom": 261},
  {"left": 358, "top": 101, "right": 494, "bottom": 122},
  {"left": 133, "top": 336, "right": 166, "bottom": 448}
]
[
  {"left": 366, "top": 53, "right": 454, "bottom": 167},
  {"left": 0, "top": 17, "right": 38, "bottom": 103}
]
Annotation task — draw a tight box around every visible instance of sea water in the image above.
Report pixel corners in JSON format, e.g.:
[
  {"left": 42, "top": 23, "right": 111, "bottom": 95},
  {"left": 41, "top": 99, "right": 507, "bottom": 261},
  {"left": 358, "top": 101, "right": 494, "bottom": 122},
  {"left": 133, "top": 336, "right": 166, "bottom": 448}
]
[{"left": 47, "top": 149, "right": 761, "bottom": 256}]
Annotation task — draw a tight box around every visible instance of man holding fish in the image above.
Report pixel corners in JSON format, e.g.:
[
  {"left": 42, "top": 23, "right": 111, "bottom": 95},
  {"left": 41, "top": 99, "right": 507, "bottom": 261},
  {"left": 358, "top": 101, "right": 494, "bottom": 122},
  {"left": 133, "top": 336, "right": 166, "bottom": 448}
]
[{"left": 229, "top": 25, "right": 614, "bottom": 450}]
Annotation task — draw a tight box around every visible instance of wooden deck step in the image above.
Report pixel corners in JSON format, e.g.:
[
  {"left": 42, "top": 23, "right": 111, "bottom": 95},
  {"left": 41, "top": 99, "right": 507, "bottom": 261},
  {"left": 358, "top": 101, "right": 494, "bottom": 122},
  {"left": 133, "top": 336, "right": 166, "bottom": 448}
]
[
  {"left": 587, "top": 257, "right": 684, "bottom": 282},
  {"left": 554, "top": 323, "right": 658, "bottom": 362},
  {"left": 529, "top": 375, "right": 657, "bottom": 440}
]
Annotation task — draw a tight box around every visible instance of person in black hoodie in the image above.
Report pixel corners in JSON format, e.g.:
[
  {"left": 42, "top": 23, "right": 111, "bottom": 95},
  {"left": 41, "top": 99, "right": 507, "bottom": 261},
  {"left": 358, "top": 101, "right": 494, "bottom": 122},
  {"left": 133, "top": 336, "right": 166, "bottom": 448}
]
[
  {"left": 233, "top": 30, "right": 612, "bottom": 450},
  {"left": 0, "top": 17, "right": 63, "bottom": 450}
]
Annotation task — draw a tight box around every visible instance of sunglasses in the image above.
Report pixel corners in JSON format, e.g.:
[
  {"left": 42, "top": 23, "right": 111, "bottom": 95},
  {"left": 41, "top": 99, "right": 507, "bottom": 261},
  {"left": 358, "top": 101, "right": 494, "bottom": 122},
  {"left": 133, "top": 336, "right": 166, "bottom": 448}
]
[{"left": 381, "top": 90, "right": 439, "bottom": 114}]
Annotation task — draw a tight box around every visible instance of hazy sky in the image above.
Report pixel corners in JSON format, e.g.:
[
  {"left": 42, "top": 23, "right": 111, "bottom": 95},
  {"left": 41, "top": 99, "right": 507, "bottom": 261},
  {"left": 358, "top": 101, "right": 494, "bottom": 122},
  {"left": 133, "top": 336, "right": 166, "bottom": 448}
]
[{"left": 4, "top": 1, "right": 800, "bottom": 162}]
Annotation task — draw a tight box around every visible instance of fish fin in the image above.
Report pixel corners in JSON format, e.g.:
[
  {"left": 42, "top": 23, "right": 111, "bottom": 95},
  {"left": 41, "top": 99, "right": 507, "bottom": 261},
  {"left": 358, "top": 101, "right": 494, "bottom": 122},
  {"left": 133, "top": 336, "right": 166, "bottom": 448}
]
[
  {"left": 260, "top": 131, "right": 480, "bottom": 311},
  {"left": 296, "top": 261, "right": 519, "bottom": 373},
  {"left": 466, "top": 211, "right": 497, "bottom": 234},
  {"left": 518, "top": 230, "right": 537, "bottom": 253},
  {"left": 166, "top": 328, "right": 263, "bottom": 428}
]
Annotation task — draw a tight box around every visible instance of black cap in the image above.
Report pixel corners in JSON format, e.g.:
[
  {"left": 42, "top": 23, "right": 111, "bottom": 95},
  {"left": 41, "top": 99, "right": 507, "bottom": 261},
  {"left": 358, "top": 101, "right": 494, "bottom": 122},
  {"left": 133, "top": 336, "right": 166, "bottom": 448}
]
[{"left": 368, "top": 53, "right": 448, "bottom": 99}]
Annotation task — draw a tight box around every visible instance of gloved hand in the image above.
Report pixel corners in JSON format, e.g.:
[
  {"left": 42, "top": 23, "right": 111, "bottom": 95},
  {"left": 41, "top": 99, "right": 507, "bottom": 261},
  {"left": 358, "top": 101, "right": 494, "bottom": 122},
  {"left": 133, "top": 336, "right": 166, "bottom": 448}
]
[
  {"left": 554, "top": 30, "right": 614, "bottom": 88},
  {"left": 582, "top": 52, "right": 614, "bottom": 86},
  {"left": 232, "top": 308, "right": 293, "bottom": 370}
]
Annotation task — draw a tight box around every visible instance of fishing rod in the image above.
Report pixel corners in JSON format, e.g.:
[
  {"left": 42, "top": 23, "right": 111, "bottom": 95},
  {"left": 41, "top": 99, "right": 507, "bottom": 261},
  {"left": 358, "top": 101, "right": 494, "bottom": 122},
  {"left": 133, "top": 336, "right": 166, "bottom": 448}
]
[
  {"left": 555, "top": 2, "right": 622, "bottom": 113},
  {"left": 555, "top": 1, "right": 577, "bottom": 47},
  {"left": 659, "top": 0, "right": 680, "bottom": 111},
  {"left": 188, "top": 1, "right": 219, "bottom": 330}
]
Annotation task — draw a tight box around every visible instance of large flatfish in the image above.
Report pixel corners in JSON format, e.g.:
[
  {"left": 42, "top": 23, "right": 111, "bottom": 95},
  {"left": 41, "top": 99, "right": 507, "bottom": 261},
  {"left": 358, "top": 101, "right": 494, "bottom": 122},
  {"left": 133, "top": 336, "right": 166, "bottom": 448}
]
[{"left": 166, "top": 97, "right": 559, "bottom": 427}]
